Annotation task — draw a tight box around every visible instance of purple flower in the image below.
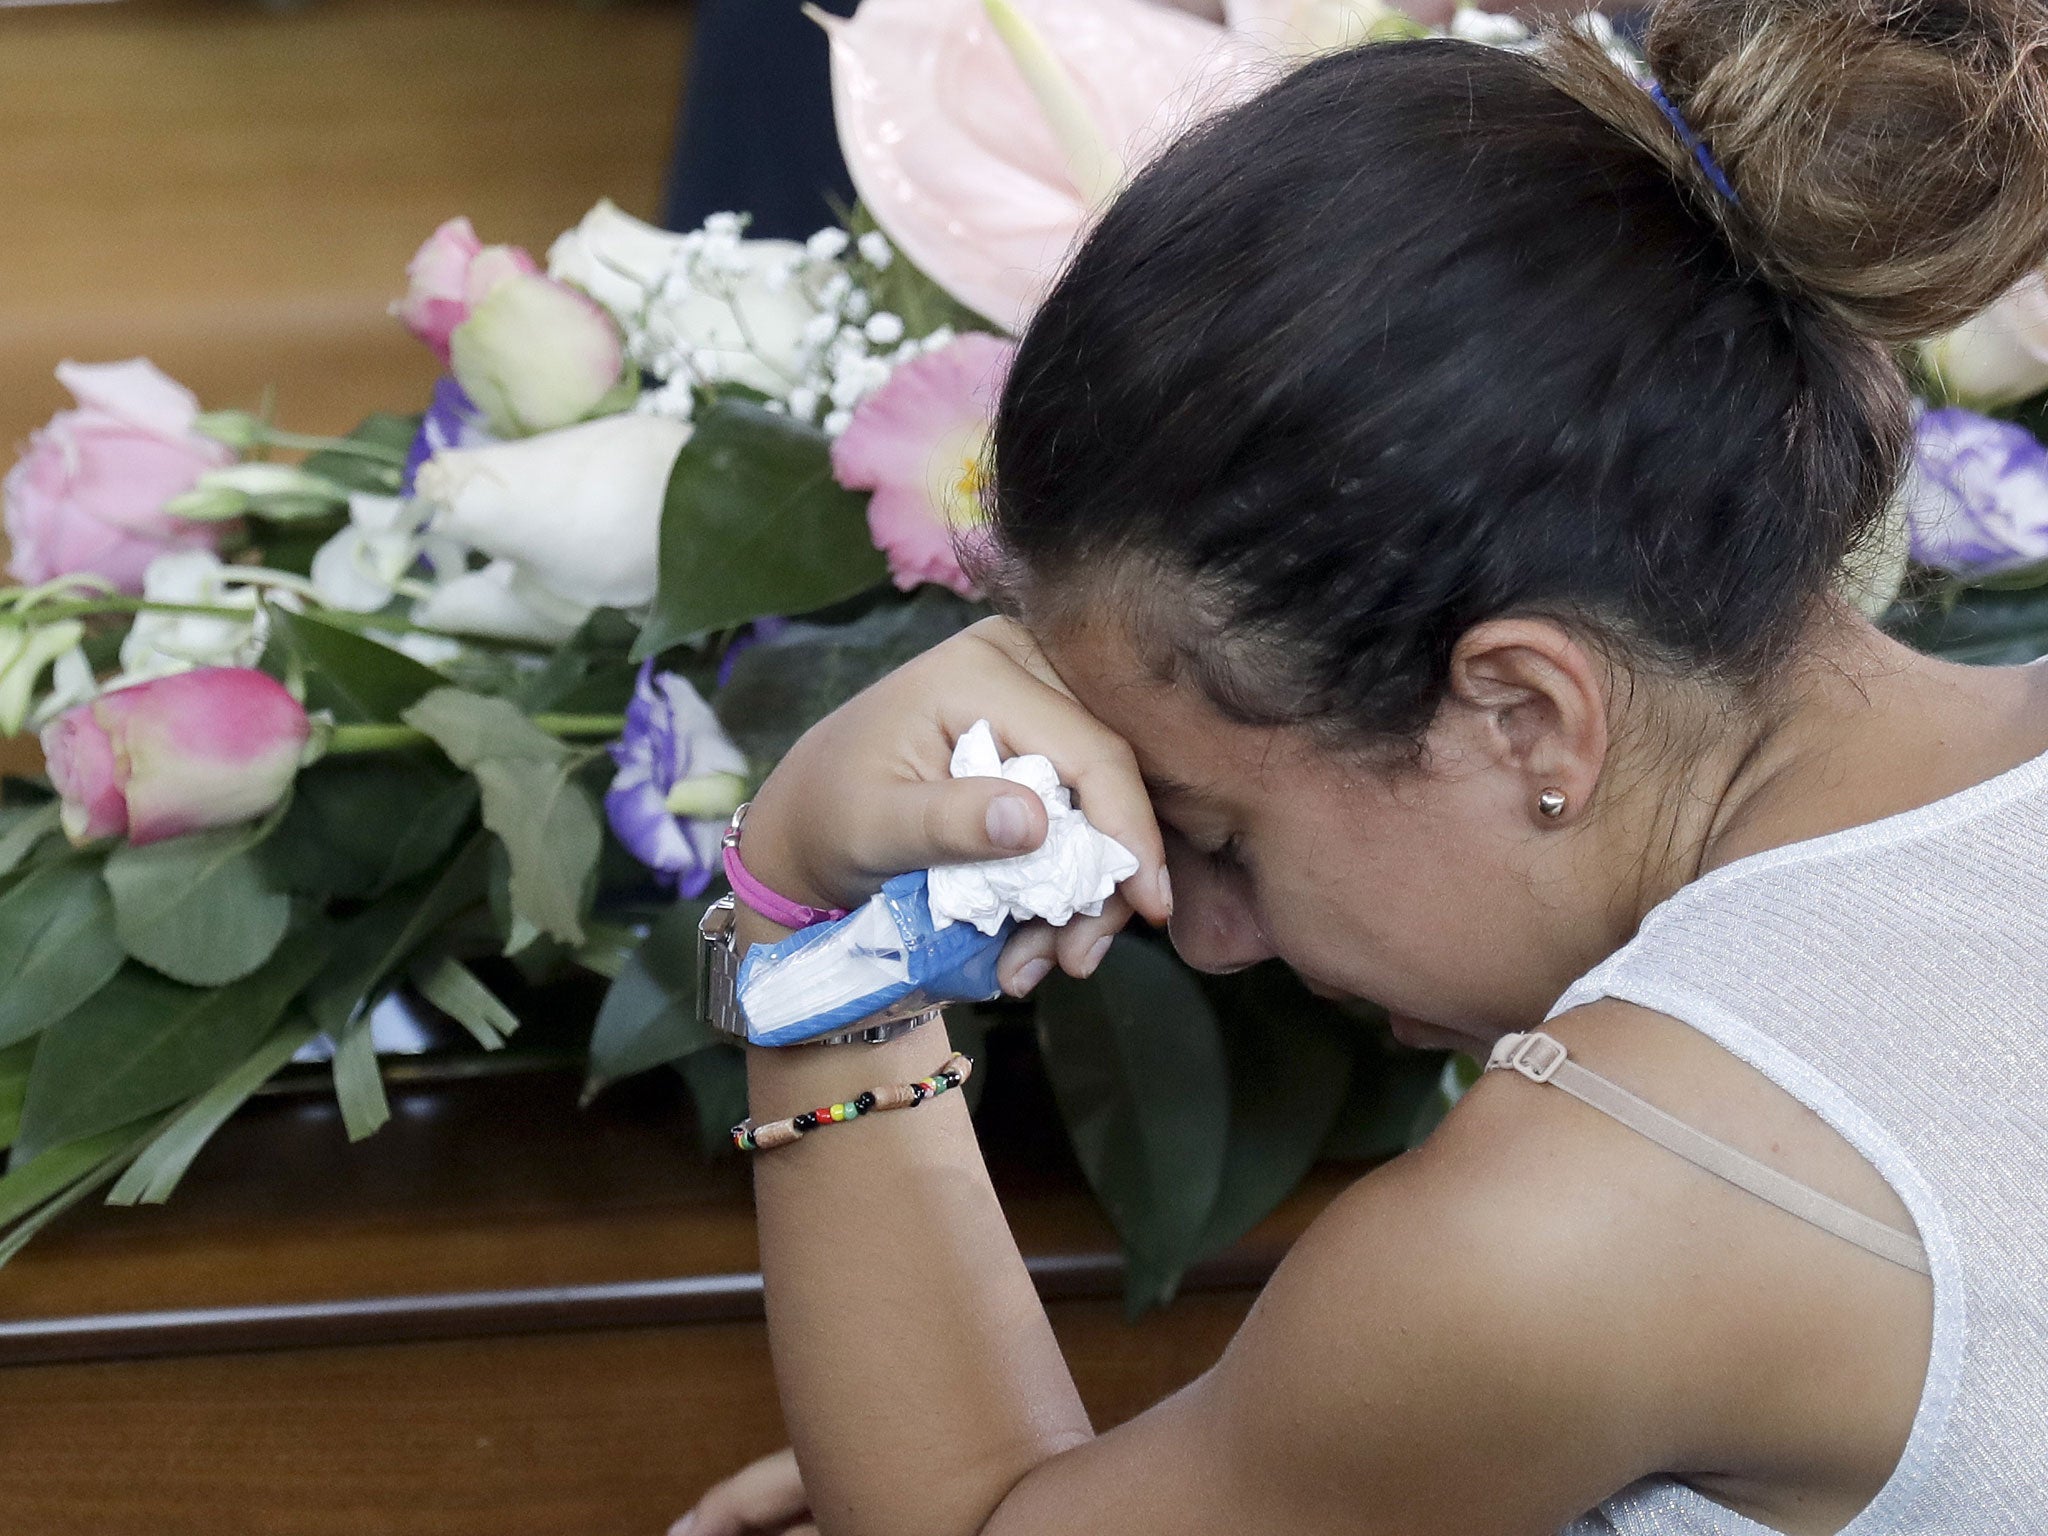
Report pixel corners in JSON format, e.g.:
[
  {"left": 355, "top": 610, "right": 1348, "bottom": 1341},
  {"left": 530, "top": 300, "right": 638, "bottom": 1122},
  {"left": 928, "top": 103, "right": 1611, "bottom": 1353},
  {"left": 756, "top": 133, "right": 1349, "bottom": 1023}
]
[
  {"left": 604, "top": 661, "right": 749, "bottom": 896},
  {"left": 401, "top": 377, "right": 494, "bottom": 494},
  {"left": 1905, "top": 407, "right": 2048, "bottom": 579}
]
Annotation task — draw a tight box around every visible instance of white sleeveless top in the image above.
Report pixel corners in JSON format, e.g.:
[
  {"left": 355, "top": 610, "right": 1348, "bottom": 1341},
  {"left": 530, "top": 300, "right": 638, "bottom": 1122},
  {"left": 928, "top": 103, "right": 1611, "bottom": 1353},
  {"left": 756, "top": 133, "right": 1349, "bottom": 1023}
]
[{"left": 1548, "top": 725, "right": 2048, "bottom": 1534}]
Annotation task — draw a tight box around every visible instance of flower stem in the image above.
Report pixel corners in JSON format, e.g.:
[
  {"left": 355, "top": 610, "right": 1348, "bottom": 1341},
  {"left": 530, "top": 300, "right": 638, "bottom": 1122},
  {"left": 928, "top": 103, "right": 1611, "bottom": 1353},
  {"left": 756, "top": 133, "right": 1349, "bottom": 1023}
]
[{"left": 325, "top": 713, "right": 626, "bottom": 757}]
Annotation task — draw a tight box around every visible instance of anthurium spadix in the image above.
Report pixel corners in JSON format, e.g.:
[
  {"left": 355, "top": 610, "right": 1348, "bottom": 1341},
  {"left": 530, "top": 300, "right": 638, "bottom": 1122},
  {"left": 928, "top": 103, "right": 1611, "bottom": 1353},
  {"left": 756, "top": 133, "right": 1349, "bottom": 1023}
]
[
  {"left": 979, "top": 0, "right": 1125, "bottom": 207},
  {"left": 819, "top": 0, "right": 1259, "bottom": 333}
]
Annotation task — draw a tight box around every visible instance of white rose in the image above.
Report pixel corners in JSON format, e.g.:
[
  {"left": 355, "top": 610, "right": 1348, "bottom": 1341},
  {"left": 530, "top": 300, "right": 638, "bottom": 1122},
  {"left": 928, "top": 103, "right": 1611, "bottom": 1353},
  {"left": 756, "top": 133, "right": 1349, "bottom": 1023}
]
[
  {"left": 118, "top": 549, "right": 275, "bottom": 681},
  {"left": 412, "top": 559, "right": 590, "bottom": 645},
  {"left": 412, "top": 412, "right": 691, "bottom": 613},
  {"left": 1920, "top": 272, "right": 2048, "bottom": 411},
  {"left": 548, "top": 199, "right": 817, "bottom": 398}
]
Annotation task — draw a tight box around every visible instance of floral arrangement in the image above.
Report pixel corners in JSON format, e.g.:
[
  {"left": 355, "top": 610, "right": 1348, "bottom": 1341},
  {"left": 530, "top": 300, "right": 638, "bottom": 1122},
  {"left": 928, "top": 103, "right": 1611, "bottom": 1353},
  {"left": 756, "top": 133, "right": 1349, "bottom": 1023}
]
[{"left": 0, "top": 0, "right": 2041, "bottom": 1302}]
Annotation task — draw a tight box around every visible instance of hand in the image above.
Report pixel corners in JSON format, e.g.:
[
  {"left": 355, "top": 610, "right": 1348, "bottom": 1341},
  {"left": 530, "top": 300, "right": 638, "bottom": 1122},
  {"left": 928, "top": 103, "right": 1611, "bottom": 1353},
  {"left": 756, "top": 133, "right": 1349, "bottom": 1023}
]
[
  {"left": 672, "top": 1447, "right": 811, "bottom": 1536},
  {"left": 734, "top": 617, "right": 1171, "bottom": 992}
]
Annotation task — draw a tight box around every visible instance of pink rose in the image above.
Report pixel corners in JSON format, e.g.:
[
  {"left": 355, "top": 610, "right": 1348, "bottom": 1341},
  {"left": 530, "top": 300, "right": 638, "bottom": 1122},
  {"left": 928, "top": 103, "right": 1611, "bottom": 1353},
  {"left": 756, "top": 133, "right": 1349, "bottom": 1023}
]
[
  {"left": 392, "top": 216, "right": 541, "bottom": 365},
  {"left": 41, "top": 667, "right": 310, "bottom": 847},
  {"left": 830, "top": 333, "right": 1016, "bottom": 597},
  {"left": 3, "top": 359, "right": 233, "bottom": 593}
]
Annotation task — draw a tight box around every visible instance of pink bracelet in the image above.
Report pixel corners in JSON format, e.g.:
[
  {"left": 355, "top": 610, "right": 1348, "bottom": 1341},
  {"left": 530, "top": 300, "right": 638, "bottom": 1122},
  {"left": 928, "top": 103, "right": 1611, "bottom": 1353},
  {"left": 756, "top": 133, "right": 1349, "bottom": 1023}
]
[{"left": 721, "top": 803, "right": 850, "bottom": 930}]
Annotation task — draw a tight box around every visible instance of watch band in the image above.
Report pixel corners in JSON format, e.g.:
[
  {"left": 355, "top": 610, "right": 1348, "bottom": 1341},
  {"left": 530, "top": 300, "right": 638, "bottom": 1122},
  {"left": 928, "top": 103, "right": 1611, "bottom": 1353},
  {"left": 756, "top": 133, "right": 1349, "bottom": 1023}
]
[{"left": 696, "top": 895, "right": 942, "bottom": 1047}]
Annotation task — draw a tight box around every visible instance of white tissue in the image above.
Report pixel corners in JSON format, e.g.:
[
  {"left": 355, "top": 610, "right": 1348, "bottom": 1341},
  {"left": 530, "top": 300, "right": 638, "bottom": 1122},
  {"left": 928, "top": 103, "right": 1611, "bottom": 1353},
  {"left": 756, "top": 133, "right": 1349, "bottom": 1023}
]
[{"left": 926, "top": 720, "right": 1141, "bottom": 936}]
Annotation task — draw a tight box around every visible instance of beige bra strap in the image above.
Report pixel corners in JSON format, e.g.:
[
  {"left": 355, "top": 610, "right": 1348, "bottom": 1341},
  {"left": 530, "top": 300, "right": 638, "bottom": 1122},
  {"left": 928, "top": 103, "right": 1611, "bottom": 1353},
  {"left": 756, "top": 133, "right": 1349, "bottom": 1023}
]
[{"left": 1486, "top": 1031, "right": 1930, "bottom": 1277}]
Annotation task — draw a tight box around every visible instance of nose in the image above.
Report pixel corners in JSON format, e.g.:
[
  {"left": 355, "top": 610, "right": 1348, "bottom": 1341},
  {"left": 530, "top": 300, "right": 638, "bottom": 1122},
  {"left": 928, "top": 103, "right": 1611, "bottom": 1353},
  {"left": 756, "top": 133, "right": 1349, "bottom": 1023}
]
[{"left": 1164, "top": 879, "right": 1274, "bottom": 976}]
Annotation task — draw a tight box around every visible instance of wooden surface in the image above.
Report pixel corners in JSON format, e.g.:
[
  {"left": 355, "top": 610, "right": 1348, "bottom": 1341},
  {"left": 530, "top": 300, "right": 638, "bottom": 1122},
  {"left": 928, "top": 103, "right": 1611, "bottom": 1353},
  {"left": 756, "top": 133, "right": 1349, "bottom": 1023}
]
[{"left": 0, "top": 1036, "right": 1355, "bottom": 1535}]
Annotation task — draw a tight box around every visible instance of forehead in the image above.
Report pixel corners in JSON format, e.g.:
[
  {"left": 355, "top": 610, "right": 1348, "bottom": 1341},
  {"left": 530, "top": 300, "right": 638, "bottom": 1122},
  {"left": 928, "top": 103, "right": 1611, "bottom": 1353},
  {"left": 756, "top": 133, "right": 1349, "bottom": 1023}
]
[{"left": 1036, "top": 616, "right": 1326, "bottom": 807}]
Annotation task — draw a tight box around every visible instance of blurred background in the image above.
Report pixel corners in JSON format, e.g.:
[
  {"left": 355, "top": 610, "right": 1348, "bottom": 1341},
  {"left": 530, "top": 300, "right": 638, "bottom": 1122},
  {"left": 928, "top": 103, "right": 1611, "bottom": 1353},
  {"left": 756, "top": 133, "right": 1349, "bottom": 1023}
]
[{"left": 0, "top": 0, "right": 688, "bottom": 453}]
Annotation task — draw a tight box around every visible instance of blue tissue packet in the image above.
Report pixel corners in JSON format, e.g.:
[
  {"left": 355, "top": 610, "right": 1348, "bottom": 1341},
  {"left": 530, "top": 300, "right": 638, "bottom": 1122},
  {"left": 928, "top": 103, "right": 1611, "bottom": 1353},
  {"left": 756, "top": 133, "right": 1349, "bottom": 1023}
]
[{"left": 736, "top": 870, "right": 1012, "bottom": 1047}]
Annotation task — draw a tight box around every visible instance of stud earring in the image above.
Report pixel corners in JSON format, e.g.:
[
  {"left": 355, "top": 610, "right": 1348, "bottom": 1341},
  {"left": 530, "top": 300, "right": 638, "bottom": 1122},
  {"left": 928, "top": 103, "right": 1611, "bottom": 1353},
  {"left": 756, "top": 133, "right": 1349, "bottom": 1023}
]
[{"left": 1537, "top": 788, "right": 1568, "bottom": 819}]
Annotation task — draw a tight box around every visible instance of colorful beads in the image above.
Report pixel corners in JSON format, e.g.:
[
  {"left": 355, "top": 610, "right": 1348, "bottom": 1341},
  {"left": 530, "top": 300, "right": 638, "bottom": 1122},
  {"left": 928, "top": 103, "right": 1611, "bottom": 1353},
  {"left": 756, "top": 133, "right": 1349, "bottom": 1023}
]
[{"left": 730, "top": 1052, "right": 973, "bottom": 1154}]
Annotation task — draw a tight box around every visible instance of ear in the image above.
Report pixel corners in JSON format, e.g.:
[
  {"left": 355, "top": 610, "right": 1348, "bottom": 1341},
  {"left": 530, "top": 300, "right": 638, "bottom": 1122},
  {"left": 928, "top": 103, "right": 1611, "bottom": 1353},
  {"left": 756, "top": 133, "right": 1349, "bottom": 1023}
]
[{"left": 1440, "top": 617, "right": 1610, "bottom": 826}]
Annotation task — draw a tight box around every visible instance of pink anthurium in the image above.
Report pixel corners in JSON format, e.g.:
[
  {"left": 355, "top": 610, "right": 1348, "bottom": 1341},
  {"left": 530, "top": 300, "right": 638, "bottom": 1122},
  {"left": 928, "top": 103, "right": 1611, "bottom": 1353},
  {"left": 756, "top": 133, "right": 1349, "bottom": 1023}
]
[{"left": 821, "top": 0, "right": 1259, "bottom": 332}]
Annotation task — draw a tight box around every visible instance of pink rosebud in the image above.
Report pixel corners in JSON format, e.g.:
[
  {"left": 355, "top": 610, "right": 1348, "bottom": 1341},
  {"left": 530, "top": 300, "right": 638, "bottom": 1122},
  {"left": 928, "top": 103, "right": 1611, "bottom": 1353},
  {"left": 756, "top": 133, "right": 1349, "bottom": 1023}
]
[
  {"left": 3, "top": 360, "right": 233, "bottom": 593},
  {"left": 392, "top": 217, "right": 542, "bottom": 365},
  {"left": 448, "top": 273, "right": 629, "bottom": 437},
  {"left": 40, "top": 667, "right": 310, "bottom": 847},
  {"left": 831, "top": 334, "right": 1016, "bottom": 597}
]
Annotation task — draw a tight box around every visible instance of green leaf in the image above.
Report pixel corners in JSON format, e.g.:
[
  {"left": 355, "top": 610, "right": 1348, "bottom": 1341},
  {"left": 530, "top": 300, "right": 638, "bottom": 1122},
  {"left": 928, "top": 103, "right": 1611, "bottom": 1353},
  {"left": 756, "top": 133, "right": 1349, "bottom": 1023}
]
[
  {"left": 1885, "top": 582, "right": 2048, "bottom": 666},
  {"left": 0, "top": 859, "right": 126, "bottom": 1048},
  {"left": 410, "top": 955, "right": 519, "bottom": 1051},
  {"left": 714, "top": 590, "right": 985, "bottom": 765},
  {"left": 583, "top": 899, "right": 715, "bottom": 1102},
  {"left": 264, "top": 608, "right": 447, "bottom": 724},
  {"left": 674, "top": 1043, "right": 748, "bottom": 1160},
  {"left": 1036, "top": 937, "right": 1231, "bottom": 1313},
  {"left": 15, "top": 927, "right": 334, "bottom": 1165},
  {"left": 105, "top": 821, "right": 292, "bottom": 986},
  {"left": 636, "top": 400, "right": 891, "bottom": 655},
  {"left": 1186, "top": 968, "right": 1356, "bottom": 1264},
  {"left": 299, "top": 412, "right": 419, "bottom": 495},
  {"left": 0, "top": 802, "right": 60, "bottom": 877},
  {"left": 0, "top": 1116, "right": 162, "bottom": 1231},
  {"left": 263, "top": 756, "right": 477, "bottom": 900},
  {"left": 585, "top": 901, "right": 720, "bottom": 1105},
  {"left": 304, "top": 832, "right": 494, "bottom": 1039},
  {"left": 106, "top": 1018, "right": 318, "bottom": 1206},
  {"left": 1320, "top": 1037, "right": 1451, "bottom": 1164},
  {"left": 0, "top": 1122, "right": 162, "bottom": 1270},
  {"left": 330, "top": 1009, "right": 389, "bottom": 1141},
  {"left": 403, "top": 690, "right": 602, "bottom": 946},
  {"left": 0, "top": 1039, "right": 36, "bottom": 1149}
]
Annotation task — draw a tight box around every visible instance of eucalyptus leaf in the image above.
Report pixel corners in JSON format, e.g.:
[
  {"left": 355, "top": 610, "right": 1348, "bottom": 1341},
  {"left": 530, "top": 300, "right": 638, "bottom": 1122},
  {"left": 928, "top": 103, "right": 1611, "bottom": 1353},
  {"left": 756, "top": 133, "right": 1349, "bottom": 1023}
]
[
  {"left": 0, "top": 1039, "right": 36, "bottom": 1150},
  {"left": 636, "top": 400, "right": 890, "bottom": 655},
  {"left": 1319, "top": 1042, "right": 1451, "bottom": 1163},
  {"left": 1886, "top": 583, "right": 2048, "bottom": 666},
  {"left": 106, "top": 1018, "right": 318, "bottom": 1206},
  {"left": 715, "top": 591, "right": 985, "bottom": 764},
  {"left": 583, "top": 899, "right": 716, "bottom": 1101},
  {"left": 300, "top": 412, "right": 419, "bottom": 495},
  {"left": 0, "top": 859, "right": 126, "bottom": 1049},
  {"left": 0, "top": 802, "right": 60, "bottom": 877},
  {"left": 1187, "top": 967, "right": 1356, "bottom": 1264},
  {"left": 674, "top": 1043, "right": 748, "bottom": 1160},
  {"left": 15, "top": 927, "right": 333, "bottom": 1165},
  {"left": 106, "top": 823, "right": 292, "bottom": 986},
  {"left": 305, "top": 833, "right": 493, "bottom": 1039},
  {"left": 403, "top": 690, "right": 602, "bottom": 947},
  {"left": 1036, "top": 937, "right": 1231, "bottom": 1313},
  {"left": 264, "top": 756, "right": 477, "bottom": 900},
  {"left": 264, "top": 608, "right": 447, "bottom": 724},
  {"left": 410, "top": 955, "right": 519, "bottom": 1051}
]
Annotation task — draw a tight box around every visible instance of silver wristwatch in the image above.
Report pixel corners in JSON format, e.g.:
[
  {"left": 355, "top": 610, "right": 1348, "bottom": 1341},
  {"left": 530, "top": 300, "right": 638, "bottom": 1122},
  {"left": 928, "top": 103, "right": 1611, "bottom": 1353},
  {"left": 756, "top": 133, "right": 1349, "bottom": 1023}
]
[{"left": 696, "top": 895, "right": 942, "bottom": 1047}]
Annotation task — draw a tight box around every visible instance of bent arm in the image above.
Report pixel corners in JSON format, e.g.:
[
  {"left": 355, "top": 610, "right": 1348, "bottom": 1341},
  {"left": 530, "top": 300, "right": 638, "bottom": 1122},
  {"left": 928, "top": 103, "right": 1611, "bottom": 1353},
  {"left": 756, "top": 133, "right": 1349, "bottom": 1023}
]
[{"left": 743, "top": 1003, "right": 1685, "bottom": 1536}]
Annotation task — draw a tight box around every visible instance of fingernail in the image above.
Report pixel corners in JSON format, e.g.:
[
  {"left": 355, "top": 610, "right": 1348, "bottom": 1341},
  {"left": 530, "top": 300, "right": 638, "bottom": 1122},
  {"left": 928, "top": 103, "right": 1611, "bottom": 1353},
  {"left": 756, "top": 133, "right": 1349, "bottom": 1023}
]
[
  {"left": 987, "top": 795, "right": 1032, "bottom": 850},
  {"left": 1155, "top": 865, "right": 1173, "bottom": 916},
  {"left": 1080, "top": 935, "right": 1113, "bottom": 977},
  {"left": 670, "top": 1517, "right": 696, "bottom": 1536},
  {"left": 1008, "top": 957, "right": 1053, "bottom": 996}
]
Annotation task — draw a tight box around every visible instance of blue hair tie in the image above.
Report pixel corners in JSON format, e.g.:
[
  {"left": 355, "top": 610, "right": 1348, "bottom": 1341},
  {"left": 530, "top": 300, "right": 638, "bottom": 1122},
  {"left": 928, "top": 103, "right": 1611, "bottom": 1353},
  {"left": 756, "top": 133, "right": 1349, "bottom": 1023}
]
[{"left": 1644, "top": 79, "right": 1741, "bottom": 208}]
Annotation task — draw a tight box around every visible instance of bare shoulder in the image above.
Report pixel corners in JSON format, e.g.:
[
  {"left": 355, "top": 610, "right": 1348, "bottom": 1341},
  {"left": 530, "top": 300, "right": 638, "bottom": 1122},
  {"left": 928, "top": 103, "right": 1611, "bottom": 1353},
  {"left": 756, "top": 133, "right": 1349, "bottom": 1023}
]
[
  {"left": 1432, "top": 999, "right": 1932, "bottom": 1519},
  {"left": 998, "top": 1000, "right": 1932, "bottom": 1536}
]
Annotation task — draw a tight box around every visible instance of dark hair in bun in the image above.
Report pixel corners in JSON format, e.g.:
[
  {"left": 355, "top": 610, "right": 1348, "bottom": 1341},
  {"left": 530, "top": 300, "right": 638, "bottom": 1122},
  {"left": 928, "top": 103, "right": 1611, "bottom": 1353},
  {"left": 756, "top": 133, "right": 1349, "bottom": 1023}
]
[{"left": 982, "top": 1, "right": 2048, "bottom": 756}]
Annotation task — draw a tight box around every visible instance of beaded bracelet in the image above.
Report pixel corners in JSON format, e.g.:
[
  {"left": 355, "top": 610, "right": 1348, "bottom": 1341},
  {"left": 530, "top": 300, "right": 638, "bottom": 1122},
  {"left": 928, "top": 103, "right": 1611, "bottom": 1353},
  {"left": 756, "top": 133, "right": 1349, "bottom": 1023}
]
[{"left": 732, "top": 1052, "right": 973, "bottom": 1153}]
